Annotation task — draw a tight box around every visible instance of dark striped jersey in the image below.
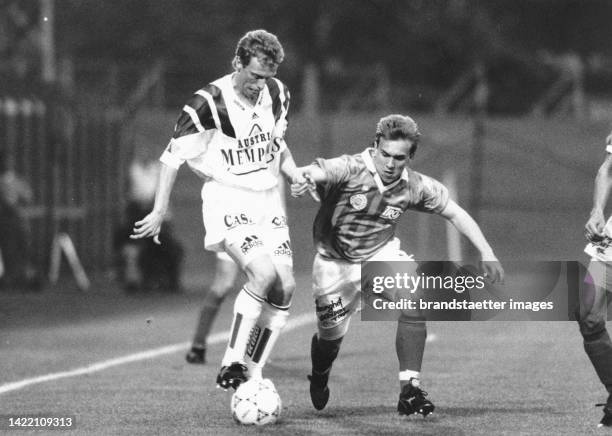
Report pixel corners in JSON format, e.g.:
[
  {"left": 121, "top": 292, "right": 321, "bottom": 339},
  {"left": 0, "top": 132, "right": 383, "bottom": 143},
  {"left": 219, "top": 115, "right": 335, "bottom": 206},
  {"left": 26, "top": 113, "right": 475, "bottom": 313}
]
[
  {"left": 160, "top": 73, "right": 290, "bottom": 190},
  {"left": 313, "top": 149, "right": 449, "bottom": 262}
]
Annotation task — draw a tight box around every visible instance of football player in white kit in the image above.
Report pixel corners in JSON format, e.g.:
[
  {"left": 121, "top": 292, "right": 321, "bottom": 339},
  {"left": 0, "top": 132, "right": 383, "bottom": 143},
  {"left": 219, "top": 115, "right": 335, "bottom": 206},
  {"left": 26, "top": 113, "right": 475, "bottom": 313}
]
[
  {"left": 131, "top": 30, "right": 303, "bottom": 389},
  {"left": 583, "top": 130, "right": 612, "bottom": 427},
  {"left": 185, "top": 180, "right": 288, "bottom": 365}
]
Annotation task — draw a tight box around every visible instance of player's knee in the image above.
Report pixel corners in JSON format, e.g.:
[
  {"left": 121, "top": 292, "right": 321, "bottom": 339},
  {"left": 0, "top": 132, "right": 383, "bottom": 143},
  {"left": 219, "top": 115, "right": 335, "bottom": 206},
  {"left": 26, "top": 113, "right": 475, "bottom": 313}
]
[
  {"left": 274, "top": 274, "right": 296, "bottom": 302},
  {"left": 266, "top": 283, "right": 294, "bottom": 308},
  {"left": 247, "top": 263, "right": 277, "bottom": 294},
  {"left": 208, "top": 281, "right": 233, "bottom": 298},
  {"left": 578, "top": 311, "right": 607, "bottom": 341},
  {"left": 398, "top": 309, "right": 426, "bottom": 324},
  {"left": 317, "top": 317, "right": 350, "bottom": 341},
  {"left": 398, "top": 316, "right": 426, "bottom": 328},
  {"left": 209, "top": 274, "right": 237, "bottom": 298},
  {"left": 283, "top": 274, "right": 296, "bottom": 295}
]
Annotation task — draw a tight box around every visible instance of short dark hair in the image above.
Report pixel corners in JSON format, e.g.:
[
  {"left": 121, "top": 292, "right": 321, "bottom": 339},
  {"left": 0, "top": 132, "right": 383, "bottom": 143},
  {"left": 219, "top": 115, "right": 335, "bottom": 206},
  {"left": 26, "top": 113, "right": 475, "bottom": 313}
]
[
  {"left": 234, "top": 29, "right": 284, "bottom": 69},
  {"left": 374, "top": 114, "right": 420, "bottom": 158}
]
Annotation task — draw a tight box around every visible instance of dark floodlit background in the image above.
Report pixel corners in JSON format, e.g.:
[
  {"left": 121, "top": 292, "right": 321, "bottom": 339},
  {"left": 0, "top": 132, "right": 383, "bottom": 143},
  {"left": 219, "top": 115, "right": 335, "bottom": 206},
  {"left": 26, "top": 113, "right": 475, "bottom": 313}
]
[
  {"left": 3, "top": 2, "right": 612, "bottom": 434},
  {"left": 0, "top": 0, "right": 612, "bottom": 282},
  {"left": 1, "top": 0, "right": 611, "bottom": 283}
]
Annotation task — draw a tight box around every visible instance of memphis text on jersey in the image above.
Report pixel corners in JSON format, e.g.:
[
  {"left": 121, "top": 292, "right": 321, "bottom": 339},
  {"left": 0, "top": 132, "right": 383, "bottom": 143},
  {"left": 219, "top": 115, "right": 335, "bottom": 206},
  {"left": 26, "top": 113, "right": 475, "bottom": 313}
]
[
  {"left": 163, "top": 74, "right": 290, "bottom": 188},
  {"left": 220, "top": 130, "right": 280, "bottom": 169}
]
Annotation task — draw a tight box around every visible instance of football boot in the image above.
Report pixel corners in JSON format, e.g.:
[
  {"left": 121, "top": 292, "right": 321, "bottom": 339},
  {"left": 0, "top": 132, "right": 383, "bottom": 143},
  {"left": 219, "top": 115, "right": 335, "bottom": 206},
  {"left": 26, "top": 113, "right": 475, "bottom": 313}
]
[
  {"left": 397, "top": 378, "right": 435, "bottom": 417},
  {"left": 596, "top": 393, "right": 612, "bottom": 428},
  {"left": 185, "top": 346, "right": 206, "bottom": 364},
  {"left": 216, "top": 362, "right": 248, "bottom": 390}
]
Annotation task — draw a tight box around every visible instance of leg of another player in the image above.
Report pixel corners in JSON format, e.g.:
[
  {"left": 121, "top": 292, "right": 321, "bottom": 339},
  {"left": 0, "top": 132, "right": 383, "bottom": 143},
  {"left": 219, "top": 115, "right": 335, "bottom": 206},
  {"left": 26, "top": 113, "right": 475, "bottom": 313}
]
[
  {"left": 308, "top": 316, "right": 348, "bottom": 410},
  {"left": 186, "top": 255, "right": 239, "bottom": 364},
  {"left": 217, "top": 250, "right": 277, "bottom": 389},
  {"left": 578, "top": 261, "right": 612, "bottom": 427},
  {"left": 396, "top": 314, "right": 434, "bottom": 417},
  {"left": 246, "top": 264, "right": 295, "bottom": 380}
]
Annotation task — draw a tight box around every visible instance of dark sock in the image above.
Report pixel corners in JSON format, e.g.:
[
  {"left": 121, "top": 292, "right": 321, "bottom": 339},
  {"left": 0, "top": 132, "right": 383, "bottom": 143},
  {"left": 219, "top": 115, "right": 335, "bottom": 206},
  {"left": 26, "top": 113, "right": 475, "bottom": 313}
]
[
  {"left": 583, "top": 329, "right": 612, "bottom": 395},
  {"left": 396, "top": 320, "right": 426, "bottom": 375},
  {"left": 311, "top": 334, "right": 343, "bottom": 376},
  {"left": 192, "top": 292, "right": 224, "bottom": 347}
]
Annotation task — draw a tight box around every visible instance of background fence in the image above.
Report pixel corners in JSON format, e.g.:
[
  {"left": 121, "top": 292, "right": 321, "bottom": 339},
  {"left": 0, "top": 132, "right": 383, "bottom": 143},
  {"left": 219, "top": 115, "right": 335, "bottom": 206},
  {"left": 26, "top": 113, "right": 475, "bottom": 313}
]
[{"left": 0, "top": 96, "right": 128, "bottom": 277}]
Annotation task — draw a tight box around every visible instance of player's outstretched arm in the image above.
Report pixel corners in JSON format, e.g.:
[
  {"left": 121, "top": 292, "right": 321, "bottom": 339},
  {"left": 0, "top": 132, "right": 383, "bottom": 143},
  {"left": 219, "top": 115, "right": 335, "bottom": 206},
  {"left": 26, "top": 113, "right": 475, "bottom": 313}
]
[
  {"left": 290, "top": 164, "right": 326, "bottom": 199},
  {"left": 585, "top": 152, "right": 612, "bottom": 242},
  {"left": 439, "top": 199, "right": 504, "bottom": 283},
  {"left": 130, "top": 163, "right": 178, "bottom": 245},
  {"left": 278, "top": 148, "right": 321, "bottom": 201},
  {"left": 278, "top": 146, "right": 300, "bottom": 183}
]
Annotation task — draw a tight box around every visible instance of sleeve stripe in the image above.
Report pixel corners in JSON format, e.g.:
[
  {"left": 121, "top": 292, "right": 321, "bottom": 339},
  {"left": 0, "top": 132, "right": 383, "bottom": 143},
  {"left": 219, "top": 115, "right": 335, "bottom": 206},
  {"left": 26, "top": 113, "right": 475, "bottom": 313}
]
[
  {"left": 195, "top": 90, "right": 222, "bottom": 131},
  {"left": 183, "top": 105, "right": 204, "bottom": 132},
  {"left": 205, "top": 84, "right": 236, "bottom": 138},
  {"left": 268, "top": 78, "right": 285, "bottom": 122},
  {"left": 275, "top": 78, "right": 287, "bottom": 117},
  {"left": 278, "top": 78, "right": 290, "bottom": 114}
]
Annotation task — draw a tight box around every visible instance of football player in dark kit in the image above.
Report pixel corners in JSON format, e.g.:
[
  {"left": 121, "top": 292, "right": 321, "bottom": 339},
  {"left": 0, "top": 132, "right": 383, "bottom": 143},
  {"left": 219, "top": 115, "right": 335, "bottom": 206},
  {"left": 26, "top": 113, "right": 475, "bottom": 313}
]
[{"left": 291, "top": 114, "right": 504, "bottom": 415}]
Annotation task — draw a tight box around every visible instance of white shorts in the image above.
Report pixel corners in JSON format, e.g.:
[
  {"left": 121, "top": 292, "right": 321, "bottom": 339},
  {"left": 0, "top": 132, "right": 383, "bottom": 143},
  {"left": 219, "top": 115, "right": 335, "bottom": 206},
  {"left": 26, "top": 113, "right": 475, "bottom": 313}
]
[
  {"left": 202, "top": 180, "right": 292, "bottom": 267},
  {"left": 312, "top": 238, "right": 414, "bottom": 331}
]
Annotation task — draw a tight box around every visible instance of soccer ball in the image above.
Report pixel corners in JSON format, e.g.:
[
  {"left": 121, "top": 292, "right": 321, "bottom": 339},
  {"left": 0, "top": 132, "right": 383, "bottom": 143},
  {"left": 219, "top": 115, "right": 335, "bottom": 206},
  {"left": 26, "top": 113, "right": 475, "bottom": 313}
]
[{"left": 231, "top": 378, "right": 281, "bottom": 425}]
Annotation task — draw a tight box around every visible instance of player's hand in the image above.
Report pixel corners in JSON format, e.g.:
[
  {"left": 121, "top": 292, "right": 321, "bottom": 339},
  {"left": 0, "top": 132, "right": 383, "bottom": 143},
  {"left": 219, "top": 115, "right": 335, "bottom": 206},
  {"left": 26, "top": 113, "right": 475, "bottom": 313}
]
[
  {"left": 130, "top": 210, "right": 164, "bottom": 244},
  {"left": 585, "top": 209, "right": 606, "bottom": 242},
  {"left": 480, "top": 260, "right": 504, "bottom": 284},
  {"left": 291, "top": 170, "right": 319, "bottom": 201}
]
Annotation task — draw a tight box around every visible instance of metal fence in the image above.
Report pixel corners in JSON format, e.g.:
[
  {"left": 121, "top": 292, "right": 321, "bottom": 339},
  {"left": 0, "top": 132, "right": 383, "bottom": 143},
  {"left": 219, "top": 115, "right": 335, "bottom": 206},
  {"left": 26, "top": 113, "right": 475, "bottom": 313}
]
[{"left": 0, "top": 96, "right": 128, "bottom": 278}]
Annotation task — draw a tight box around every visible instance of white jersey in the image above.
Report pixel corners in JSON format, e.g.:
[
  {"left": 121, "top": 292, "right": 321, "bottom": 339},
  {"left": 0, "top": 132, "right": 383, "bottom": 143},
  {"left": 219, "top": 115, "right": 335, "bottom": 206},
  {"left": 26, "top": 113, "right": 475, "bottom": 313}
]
[{"left": 160, "top": 73, "right": 290, "bottom": 190}]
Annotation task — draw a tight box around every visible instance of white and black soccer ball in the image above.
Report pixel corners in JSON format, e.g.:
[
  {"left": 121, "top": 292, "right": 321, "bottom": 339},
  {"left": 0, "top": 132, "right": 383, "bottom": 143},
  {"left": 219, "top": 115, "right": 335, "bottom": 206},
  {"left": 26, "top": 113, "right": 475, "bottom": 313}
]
[{"left": 231, "top": 378, "right": 281, "bottom": 425}]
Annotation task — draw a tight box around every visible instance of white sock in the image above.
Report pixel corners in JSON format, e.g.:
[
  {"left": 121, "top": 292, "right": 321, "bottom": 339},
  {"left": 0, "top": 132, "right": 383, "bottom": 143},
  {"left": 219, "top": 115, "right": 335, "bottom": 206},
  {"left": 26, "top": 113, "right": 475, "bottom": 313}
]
[
  {"left": 221, "top": 287, "right": 264, "bottom": 366},
  {"left": 399, "top": 369, "right": 420, "bottom": 382},
  {"left": 245, "top": 303, "right": 289, "bottom": 379}
]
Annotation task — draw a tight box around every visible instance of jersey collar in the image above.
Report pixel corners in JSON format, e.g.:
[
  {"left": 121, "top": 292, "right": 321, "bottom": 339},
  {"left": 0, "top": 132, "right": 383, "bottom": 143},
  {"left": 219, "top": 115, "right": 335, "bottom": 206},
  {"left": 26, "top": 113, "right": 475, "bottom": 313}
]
[
  {"left": 228, "top": 73, "right": 265, "bottom": 109},
  {"left": 361, "top": 148, "right": 409, "bottom": 193}
]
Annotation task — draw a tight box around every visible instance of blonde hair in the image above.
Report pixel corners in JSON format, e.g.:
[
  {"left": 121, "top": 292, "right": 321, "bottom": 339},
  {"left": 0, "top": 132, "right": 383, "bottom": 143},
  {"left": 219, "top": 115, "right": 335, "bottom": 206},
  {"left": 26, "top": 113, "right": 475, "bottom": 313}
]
[{"left": 234, "top": 29, "right": 284, "bottom": 69}]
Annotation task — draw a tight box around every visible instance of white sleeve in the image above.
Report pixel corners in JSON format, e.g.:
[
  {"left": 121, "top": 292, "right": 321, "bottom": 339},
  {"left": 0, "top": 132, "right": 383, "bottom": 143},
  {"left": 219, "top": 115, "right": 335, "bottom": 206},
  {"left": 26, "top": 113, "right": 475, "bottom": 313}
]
[
  {"left": 159, "top": 130, "right": 214, "bottom": 169},
  {"left": 606, "top": 144, "right": 612, "bottom": 154}
]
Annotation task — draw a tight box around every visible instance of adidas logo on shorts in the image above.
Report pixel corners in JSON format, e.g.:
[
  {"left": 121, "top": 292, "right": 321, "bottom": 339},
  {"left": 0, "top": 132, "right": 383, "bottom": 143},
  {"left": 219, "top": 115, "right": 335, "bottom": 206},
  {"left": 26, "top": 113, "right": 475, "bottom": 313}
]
[
  {"left": 241, "top": 235, "right": 263, "bottom": 254},
  {"left": 274, "top": 240, "right": 292, "bottom": 256}
]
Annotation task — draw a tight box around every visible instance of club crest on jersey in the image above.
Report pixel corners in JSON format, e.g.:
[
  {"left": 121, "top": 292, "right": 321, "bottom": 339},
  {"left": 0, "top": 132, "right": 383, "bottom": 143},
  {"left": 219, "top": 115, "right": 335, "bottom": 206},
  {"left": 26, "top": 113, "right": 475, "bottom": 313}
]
[
  {"left": 349, "top": 194, "right": 368, "bottom": 210},
  {"left": 381, "top": 205, "right": 402, "bottom": 220}
]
